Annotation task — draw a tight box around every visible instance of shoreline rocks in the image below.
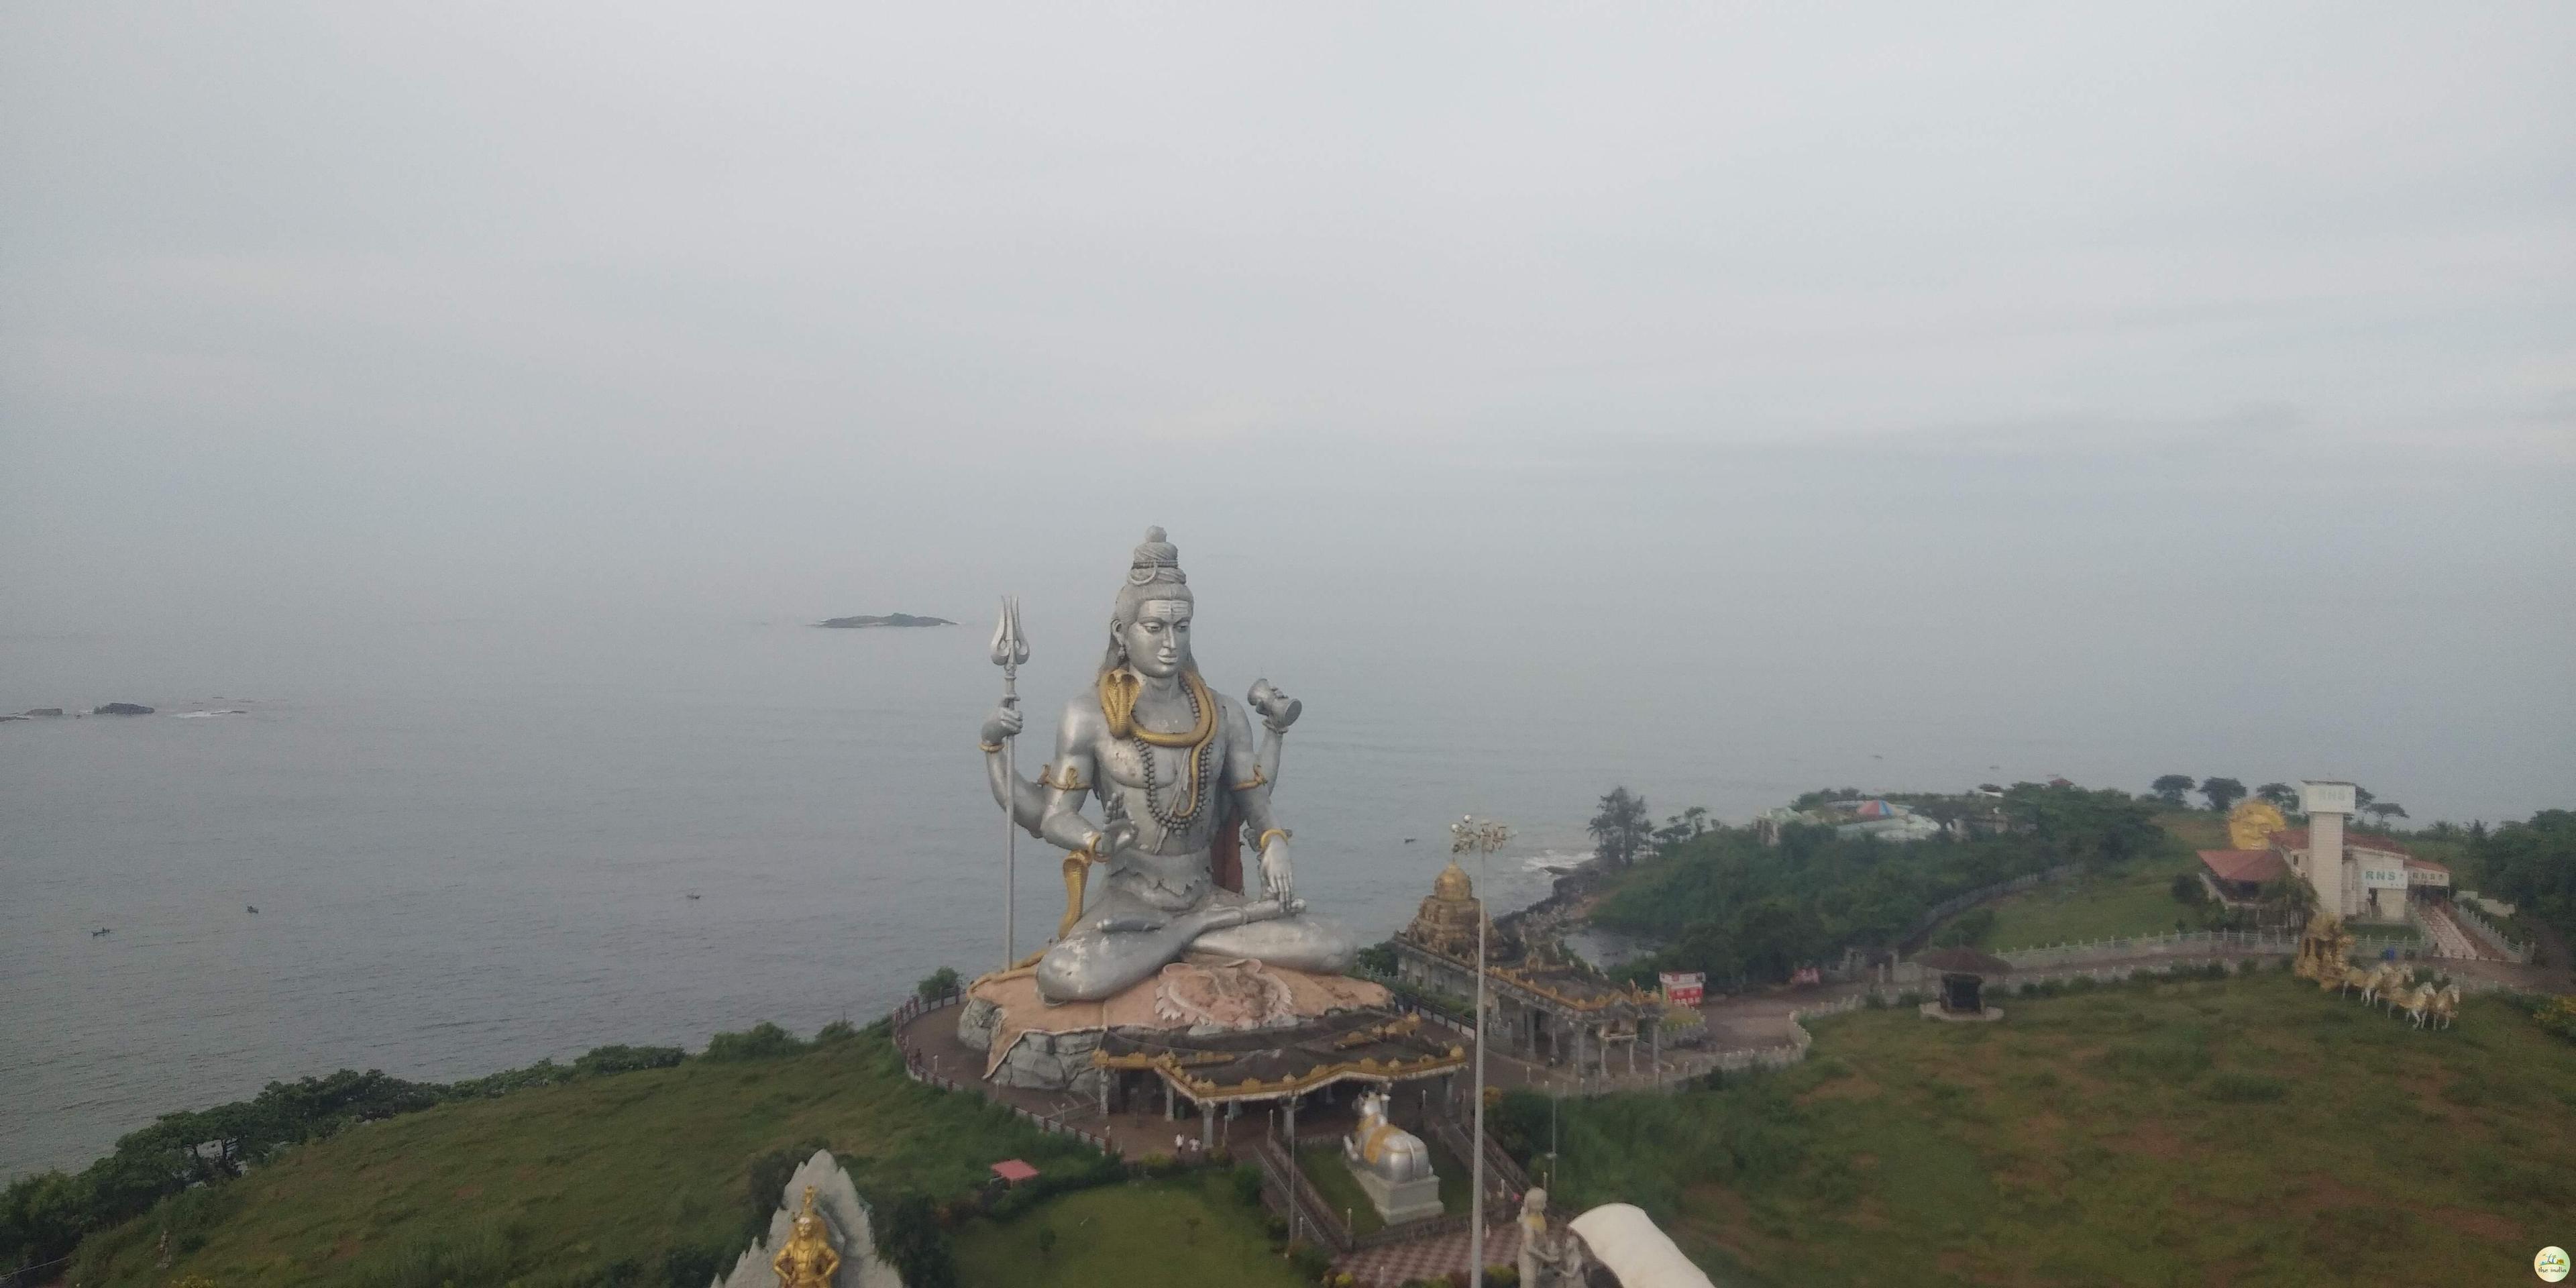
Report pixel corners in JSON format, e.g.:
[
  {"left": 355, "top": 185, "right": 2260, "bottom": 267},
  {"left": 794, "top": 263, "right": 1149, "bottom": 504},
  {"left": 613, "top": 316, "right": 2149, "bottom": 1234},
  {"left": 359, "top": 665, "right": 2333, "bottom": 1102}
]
[{"left": 93, "top": 702, "right": 156, "bottom": 716}]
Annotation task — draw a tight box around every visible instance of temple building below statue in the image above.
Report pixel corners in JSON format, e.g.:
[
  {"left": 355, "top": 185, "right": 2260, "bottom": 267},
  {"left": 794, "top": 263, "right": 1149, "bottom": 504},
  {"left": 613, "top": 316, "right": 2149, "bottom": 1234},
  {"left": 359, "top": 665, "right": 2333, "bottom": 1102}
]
[
  {"left": 1091, "top": 1006, "right": 1466, "bottom": 1155},
  {"left": 1393, "top": 859, "right": 1664, "bottom": 1076}
]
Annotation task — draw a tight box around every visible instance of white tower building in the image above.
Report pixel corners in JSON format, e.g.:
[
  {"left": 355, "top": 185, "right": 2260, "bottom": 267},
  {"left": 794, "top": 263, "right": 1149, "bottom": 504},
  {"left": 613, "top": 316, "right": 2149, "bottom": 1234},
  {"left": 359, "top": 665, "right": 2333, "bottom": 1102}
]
[{"left": 2298, "top": 781, "right": 2356, "bottom": 919}]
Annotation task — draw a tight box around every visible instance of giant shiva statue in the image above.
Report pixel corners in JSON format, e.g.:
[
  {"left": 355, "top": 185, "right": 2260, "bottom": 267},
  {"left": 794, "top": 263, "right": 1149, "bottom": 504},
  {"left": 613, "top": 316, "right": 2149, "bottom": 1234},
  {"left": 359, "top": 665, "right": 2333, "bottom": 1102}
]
[{"left": 980, "top": 528, "right": 1354, "bottom": 1003}]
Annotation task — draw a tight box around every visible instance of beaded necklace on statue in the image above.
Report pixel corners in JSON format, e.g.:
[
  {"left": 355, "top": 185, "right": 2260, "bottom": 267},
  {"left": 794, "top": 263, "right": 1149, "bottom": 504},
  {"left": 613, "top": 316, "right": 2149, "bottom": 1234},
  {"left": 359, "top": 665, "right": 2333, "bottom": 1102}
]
[{"left": 1100, "top": 667, "right": 1218, "bottom": 830}]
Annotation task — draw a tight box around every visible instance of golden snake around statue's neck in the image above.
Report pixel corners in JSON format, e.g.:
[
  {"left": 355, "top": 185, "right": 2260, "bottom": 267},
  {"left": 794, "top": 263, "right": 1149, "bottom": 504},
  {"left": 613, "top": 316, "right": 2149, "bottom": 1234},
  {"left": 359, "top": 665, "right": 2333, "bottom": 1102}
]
[{"left": 1097, "top": 667, "right": 1217, "bottom": 747}]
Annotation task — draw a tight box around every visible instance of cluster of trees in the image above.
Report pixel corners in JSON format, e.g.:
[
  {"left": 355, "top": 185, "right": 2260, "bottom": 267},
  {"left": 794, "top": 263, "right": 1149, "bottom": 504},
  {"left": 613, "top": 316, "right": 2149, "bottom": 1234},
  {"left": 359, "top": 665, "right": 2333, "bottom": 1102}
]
[
  {"left": 1586, "top": 789, "right": 1718, "bottom": 869},
  {"left": 2478, "top": 810, "right": 2576, "bottom": 949},
  {"left": 1593, "top": 782, "right": 2164, "bottom": 989},
  {"left": 2149, "top": 775, "right": 2410, "bottom": 827},
  {"left": 0, "top": 1038, "right": 697, "bottom": 1275}
]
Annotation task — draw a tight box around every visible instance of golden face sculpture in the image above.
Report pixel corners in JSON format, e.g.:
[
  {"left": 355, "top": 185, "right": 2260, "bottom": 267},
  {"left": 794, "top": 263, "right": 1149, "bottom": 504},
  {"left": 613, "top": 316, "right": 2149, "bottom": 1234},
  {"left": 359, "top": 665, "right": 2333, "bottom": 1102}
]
[{"left": 2227, "top": 798, "right": 2288, "bottom": 851}]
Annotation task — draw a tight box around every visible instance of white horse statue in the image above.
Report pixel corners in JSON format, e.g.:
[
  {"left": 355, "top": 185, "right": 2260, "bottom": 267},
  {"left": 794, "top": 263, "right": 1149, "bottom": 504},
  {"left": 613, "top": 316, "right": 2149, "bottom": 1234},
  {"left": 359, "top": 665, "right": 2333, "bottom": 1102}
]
[
  {"left": 2430, "top": 983, "right": 2461, "bottom": 1030},
  {"left": 2399, "top": 983, "right": 2434, "bottom": 1029}
]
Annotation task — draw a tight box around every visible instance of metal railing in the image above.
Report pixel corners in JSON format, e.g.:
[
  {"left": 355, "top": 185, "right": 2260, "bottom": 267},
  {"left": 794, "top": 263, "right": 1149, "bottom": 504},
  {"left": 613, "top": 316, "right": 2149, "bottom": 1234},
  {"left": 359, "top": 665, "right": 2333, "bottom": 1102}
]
[{"left": 1254, "top": 1136, "right": 1352, "bottom": 1252}]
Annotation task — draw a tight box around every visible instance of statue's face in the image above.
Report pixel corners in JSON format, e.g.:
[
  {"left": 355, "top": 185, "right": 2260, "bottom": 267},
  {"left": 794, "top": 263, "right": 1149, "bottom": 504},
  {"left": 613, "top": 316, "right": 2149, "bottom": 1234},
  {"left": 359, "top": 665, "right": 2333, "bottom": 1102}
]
[{"left": 1120, "top": 599, "right": 1193, "bottom": 678}]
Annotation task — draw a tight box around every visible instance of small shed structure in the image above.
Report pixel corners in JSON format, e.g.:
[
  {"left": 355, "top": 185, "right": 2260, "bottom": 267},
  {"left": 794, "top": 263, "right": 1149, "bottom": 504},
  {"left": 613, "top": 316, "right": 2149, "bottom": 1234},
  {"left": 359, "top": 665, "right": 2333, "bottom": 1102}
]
[{"left": 1913, "top": 947, "right": 2013, "bottom": 1015}]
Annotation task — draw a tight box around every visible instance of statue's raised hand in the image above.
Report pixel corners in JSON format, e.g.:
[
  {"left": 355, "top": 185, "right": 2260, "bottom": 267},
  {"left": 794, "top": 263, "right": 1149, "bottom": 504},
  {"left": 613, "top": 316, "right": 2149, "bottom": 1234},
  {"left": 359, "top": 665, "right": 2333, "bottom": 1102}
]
[
  {"left": 978, "top": 696, "right": 1022, "bottom": 748},
  {"left": 1248, "top": 680, "right": 1301, "bottom": 732},
  {"left": 1097, "top": 819, "right": 1139, "bottom": 859}
]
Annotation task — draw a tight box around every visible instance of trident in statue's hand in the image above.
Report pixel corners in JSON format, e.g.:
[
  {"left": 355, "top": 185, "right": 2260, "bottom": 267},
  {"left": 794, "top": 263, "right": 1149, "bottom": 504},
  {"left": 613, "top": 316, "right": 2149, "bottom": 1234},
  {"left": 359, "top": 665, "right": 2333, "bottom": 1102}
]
[{"left": 989, "top": 596, "right": 1030, "bottom": 968}]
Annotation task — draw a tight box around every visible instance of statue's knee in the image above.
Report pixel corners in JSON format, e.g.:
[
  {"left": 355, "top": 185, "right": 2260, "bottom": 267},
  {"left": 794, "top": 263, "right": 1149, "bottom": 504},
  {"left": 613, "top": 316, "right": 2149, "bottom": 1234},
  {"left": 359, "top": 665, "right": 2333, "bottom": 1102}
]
[
  {"left": 1034, "top": 943, "right": 1106, "bottom": 1003},
  {"left": 1307, "top": 920, "right": 1356, "bottom": 972}
]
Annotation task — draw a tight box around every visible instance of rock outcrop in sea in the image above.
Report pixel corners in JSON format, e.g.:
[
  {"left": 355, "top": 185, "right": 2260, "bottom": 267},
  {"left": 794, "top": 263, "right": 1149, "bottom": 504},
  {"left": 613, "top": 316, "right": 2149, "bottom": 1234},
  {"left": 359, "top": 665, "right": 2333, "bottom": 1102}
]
[
  {"left": 93, "top": 702, "right": 156, "bottom": 715},
  {"left": 814, "top": 614, "right": 955, "bottom": 629}
]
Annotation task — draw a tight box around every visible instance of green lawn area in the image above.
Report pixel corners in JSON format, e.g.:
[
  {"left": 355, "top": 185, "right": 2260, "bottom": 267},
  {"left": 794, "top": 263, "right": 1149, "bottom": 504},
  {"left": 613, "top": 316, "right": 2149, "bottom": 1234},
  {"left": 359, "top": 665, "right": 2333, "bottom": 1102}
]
[
  {"left": 1961, "top": 810, "right": 2213, "bottom": 950},
  {"left": 68, "top": 1030, "right": 1107, "bottom": 1288},
  {"left": 1292, "top": 1134, "right": 1470, "bottom": 1236},
  {"left": 952, "top": 1172, "right": 1307, "bottom": 1288},
  {"left": 1527, "top": 970, "right": 2576, "bottom": 1287}
]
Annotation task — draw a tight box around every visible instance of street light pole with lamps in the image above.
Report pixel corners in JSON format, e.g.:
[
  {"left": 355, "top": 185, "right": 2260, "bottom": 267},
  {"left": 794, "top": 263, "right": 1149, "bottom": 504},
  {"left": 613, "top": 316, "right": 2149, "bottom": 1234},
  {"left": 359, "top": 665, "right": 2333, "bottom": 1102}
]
[{"left": 1451, "top": 814, "right": 1511, "bottom": 1288}]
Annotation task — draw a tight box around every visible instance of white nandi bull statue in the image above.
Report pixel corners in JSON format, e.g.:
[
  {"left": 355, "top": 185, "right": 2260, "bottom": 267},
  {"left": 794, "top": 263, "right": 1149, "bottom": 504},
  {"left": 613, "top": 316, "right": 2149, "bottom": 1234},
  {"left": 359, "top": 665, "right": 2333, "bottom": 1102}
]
[{"left": 1344, "top": 1087, "right": 1434, "bottom": 1185}]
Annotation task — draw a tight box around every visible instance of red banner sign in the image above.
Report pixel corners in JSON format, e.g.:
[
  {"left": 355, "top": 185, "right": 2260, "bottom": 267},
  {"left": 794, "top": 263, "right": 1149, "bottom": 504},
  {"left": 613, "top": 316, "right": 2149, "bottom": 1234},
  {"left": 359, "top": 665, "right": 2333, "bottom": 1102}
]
[{"left": 1659, "top": 971, "right": 1705, "bottom": 1007}]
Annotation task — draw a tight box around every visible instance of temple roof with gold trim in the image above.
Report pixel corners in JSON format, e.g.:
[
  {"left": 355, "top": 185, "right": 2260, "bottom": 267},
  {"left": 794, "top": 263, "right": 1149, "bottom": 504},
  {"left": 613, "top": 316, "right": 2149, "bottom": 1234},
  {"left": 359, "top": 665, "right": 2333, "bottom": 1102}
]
[{"left": 1091, "top": 1007, "right": 1466, "bottom": 1104}]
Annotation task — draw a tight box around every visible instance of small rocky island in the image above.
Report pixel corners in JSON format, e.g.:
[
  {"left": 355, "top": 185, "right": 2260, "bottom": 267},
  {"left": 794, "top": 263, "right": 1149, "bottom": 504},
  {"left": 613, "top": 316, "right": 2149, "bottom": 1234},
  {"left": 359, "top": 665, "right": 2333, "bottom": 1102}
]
[{"left": 814, "top": 613, "right": 955, "bottom": 629}]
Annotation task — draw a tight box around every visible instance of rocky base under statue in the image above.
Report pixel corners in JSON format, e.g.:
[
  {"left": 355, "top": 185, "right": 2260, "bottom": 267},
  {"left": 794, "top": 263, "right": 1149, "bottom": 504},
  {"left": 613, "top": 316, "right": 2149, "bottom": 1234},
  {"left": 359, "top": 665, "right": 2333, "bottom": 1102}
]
[{"left": 957, "top": 954, "right": 1393, "bottom": 1093}]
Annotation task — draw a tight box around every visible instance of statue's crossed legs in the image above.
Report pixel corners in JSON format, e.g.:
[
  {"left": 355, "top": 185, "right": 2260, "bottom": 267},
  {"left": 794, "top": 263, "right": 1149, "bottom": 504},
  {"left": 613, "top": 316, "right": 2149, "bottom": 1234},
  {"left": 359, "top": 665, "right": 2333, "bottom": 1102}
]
[{"left": 1034, "top": 886, "right": 1354, "bottom": 1003}]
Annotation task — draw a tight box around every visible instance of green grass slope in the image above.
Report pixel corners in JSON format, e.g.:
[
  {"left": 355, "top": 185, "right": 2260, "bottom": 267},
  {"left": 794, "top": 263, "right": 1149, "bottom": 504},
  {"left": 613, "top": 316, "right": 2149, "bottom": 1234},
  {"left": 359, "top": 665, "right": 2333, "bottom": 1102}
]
[
  {"left": 1970, "top": 854, "right": 2203, "bottom": 949},
  {"left": 1964, "top": 810, "right": 2219, "bottom": 949},
  {"left": 70, "top": 1031, "right": 1105, "bottom": 1288},
  {"left": 951, "top": 1173, "right": 1309, "bottom": 1288},
  {"left": 1513, "top": 971, "right": 2576, "bottom": 1288}
]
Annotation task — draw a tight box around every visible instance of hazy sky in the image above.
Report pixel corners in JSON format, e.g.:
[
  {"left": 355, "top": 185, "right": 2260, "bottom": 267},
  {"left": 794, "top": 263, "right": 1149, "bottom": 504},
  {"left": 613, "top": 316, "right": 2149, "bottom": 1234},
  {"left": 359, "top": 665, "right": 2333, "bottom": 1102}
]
[{"left": 5, "top": 5, "right": 2571, "bottom": 818}]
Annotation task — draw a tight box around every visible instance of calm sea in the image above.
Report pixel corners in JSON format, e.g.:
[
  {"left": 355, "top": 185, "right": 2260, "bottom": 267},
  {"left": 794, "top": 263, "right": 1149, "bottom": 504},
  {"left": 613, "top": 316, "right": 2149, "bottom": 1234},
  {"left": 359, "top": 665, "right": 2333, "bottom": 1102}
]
[
  {"left": 9, "top": 600, "right": 2548, "bottom": 1181},
  {"left": 0, "top": 617, "right": 1665, "bottom": 1179}
]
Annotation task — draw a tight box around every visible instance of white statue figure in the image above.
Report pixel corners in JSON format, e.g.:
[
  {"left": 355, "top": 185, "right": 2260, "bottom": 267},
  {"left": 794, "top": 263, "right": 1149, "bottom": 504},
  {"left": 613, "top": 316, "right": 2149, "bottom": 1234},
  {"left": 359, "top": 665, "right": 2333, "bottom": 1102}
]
[
  {"left": 1344, "top": 1087, "right": 1434, "bottom": 1184},
  {"left": 981, "top": 528, "right": 1354, "bottom": 1002},
  {"left": 1339, "top": 1085, "right": 1442, "bottom": 1224},
  {"left": 1516, "top": 1187, "right": 1586, "bottom": 1287}
]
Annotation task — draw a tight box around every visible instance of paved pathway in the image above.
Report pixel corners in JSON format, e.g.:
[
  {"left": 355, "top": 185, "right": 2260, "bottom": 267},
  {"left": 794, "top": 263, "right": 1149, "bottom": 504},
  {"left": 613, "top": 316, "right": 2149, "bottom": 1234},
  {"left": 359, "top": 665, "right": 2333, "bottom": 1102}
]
[{"left": 1335, "top": 1218, "right": 1525, "bottom": 1287}]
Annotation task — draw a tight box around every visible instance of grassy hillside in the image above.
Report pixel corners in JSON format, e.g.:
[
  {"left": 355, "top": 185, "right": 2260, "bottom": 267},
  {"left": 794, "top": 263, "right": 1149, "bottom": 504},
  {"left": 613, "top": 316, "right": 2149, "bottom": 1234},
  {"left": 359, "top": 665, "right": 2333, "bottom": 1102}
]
[
  {"left": 951, "top": 1173, "right": 1309, "bottom": 1288},
  {"left": 1504, "top": 969, "right": 2576, "bottom": 1287},
  {"left": 1966, "top": 813, "right": 2214, "bottom": 949},
  {"left": 67, "top": 1030, "right": 1108, "bottom": 1287}
]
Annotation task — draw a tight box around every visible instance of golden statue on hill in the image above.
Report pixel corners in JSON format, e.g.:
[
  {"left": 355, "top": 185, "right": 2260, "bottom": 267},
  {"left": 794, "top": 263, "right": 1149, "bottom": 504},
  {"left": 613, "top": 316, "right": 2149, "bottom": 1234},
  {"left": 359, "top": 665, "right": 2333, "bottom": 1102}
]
[
  {"left": 770, "top": 1185, "right": 841, "bottom": 1287},
  {"left": 2292, "top": 910, "right": 2355, "bottom": 985}
]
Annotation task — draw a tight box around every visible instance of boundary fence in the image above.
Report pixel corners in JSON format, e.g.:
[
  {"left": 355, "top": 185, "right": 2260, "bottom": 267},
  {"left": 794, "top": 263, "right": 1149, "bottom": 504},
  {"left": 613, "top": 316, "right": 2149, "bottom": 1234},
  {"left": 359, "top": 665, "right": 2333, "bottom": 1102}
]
[
  {"left": 2, "top": 1256, "right": 70, "bottom": 1288},
  {"left": 1990, "top": 927, "right": 2422, "bottom": 972},
  {"left": 2449, "top": 902, "right": 2538, "bottom": 964},
  {"left": 1896, "top": 863, "right": 2083, "bottom": 949}
]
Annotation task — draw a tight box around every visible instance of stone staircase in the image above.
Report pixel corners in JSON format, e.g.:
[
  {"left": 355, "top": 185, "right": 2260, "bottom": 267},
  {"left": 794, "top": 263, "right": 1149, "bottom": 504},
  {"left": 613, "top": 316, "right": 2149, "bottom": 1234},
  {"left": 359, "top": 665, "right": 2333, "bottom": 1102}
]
[{"left": 2419, "top": 904, "right": 2489, "bottom": 961}]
